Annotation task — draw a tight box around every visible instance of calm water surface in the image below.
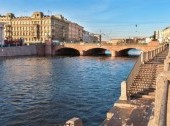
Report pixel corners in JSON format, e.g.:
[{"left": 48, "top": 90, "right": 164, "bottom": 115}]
[{"left": 0, "top": 56, "right": 136, "bottom": 126}]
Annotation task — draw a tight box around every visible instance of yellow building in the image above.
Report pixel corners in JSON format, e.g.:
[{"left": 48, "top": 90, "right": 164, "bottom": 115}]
[
  {"left": 0, "top": 12, "right": 69, "bottom": 44},
  {"left": 162, "top": 27, "right": 170, "bottom": 42}
]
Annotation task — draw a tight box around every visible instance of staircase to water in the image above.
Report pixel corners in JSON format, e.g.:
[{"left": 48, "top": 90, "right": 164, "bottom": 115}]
[
  {"left": 128, "top": 48, "right": 169, "bottom": 98},
  {"left": 100, "top": 45, "right": 169, "bottom": 126}
]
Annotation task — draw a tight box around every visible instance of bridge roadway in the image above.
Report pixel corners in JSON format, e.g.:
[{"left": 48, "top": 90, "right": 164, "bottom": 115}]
[{"left": 48, "top": 43, "right": 161, "bottom": 56}]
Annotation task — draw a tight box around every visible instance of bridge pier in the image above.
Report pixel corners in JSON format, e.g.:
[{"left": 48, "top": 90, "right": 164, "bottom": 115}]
[
  {"left": 45, "top": 41, "right": 52, "bottom": 56},
  {"left": 111, "top": 51, "right": 118, "bottom": 57},
  {"left": 79, "top": 50, "right": 85, "bottom": 56}
]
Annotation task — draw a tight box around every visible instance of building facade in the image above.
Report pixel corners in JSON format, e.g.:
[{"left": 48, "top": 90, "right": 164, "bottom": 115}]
[
  {"left": 82, "top": 31, "right": 99, "bottom": 43},
  {"left": 67, "top": 21, "right": 84, "bottom": 42},
  {"left": 90, "top": 33, "right": 98, "bottom": 42},
  {"left": 83, "top": 30, "right": 90, "bottom": 42},
  {"left": 154, "top": 30, "right": 163, "bottom": 43},
  {"left": 108, "top": 39, "right": 125, "bottom": 45},
  {"left": 161, "top": 27, "right": 170, "bottom": 42},
  {"left": 51, "top": 15, "right": 69, "bottom": 42},
  {"left": 0, "top": 23, "right": 4, "bottom": 45},
  {"left": 0, "top": 12, "right": 69, "bottom": 44},
  {"left": 93, "top": 34, "right": 101, "bottom": 42}
]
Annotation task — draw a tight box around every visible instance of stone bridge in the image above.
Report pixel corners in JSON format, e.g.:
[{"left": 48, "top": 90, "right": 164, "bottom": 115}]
[
  {"left": 63, "top": 44, "right": 169, "bottom": 126},
  {"left": 46, "top": 43, "right": 161, "bottom": 57}
]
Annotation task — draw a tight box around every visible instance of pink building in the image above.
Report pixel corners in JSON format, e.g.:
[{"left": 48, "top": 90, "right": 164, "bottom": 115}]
[{"left": 67, "top": 21, "right": 84, "bottom": 42}]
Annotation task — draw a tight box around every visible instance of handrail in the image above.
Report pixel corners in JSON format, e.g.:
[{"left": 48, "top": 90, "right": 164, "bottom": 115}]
[
  {"left": 126, "top": 44, "right": 168, "bottom": 97},
  {"left": 158, "top": 80, "right": 169, "bottom": 126}
]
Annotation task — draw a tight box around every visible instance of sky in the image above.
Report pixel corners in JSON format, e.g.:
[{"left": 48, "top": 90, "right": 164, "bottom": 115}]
[{"left": 0, "top": 0, "right": 170, "bottom": 40}]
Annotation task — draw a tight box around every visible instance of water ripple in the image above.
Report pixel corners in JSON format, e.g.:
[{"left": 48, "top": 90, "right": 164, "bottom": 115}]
[{"left": 0, "top": 56, "right": 136, "bottom": 126}]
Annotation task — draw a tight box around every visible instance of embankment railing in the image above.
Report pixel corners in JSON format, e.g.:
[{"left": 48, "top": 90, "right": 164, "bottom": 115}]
[
  {"left": 158, "top": 80, "right": 169, "bottom": 126},
  {"left": 126, "top": 44, "right": 168, "bottom": 97}
]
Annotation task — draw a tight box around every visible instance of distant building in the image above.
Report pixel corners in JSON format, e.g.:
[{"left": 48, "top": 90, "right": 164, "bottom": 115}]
[
  {"left": 126, "top": 37, "right": 146, "bottom": 44},
  {"left": 135, "top": 38, "right": 146, "bottom": 43},
  {"left": 0, "top": 23, "right": 4, "bottom": 45},
  {"left": 161, "top": 27, "right": 170, "bottom": 42},
  {"left": 145, "top": 37, "right": 152, "bottom": 43},
  {"left": 108, "top": 38, "right": 125, "bottom": 45},
  {"left": 83, "top": 30, "right": 90, "bottom": 42},
  {"left": 154, "top": 30, "right": 163, "bottom": 43},
  {"left": 67, "top": 21, "right": 84, "bottom": 42},
  {"left": 90, "top": 33, "right": 98, "bottom": 42},
  {"left": 82, "top": 31, "right": 99, "bottom": 43},
  {"left": 94, "top": 34, "right": 101, "bottom": 42},
  {"left": 108, "top": 37, "right": 147, "bottom": 45},
  {"left": 0, "top": 12, "right": 69, "bottom": 44}
]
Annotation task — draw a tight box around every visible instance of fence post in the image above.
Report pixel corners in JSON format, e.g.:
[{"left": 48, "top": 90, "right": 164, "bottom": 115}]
[
  {"left": 154, "top": 49, "right": 156, "bottom": 57},
  {"left": 148, "top": 52, "right": 150, "bottom": 61},
  {"left": 141, "top": 52, "right": 144, "bottom": 64},
  {"left": 119, "top": 81, "right": 128, "bottom": 100}
]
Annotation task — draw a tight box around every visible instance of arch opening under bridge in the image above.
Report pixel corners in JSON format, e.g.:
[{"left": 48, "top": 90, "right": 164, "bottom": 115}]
[
  {"left": 83, "top": 48, "right": 112, "bottom": 56},
  {"left": 55, "top": 47, "right": 80, "bottom": 56},
  {"left": 117, "top": 48, "right": 142, "bottom": 57}
]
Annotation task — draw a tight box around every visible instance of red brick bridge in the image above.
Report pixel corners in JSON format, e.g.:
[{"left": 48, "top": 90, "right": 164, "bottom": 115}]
[{"left": 46, "top": 43, "right": 161, "bottom": 57}]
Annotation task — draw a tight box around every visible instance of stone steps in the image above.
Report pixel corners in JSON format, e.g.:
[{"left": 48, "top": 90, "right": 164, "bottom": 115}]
[
  {"left": 128, "top": 48, "right": 168, "bottom": 97},
  {"left": 101, "top": 47, "right": 169, "bottom": 126}
]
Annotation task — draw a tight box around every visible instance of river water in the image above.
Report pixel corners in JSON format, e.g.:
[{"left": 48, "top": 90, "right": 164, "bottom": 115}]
[{"left": 0, "top": 56, "right": 136, "bottom": 126}]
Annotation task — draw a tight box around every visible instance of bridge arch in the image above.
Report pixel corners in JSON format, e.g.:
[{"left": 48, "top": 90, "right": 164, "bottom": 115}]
[
  {"left": 55, "top": 47, "right": 80, "bottom": 56},
  {"left": 83, "top": 48, "right": 111, "bottom": 56},
  {"left": 117, "top": 48, "right": 142, "bottom": 56}
]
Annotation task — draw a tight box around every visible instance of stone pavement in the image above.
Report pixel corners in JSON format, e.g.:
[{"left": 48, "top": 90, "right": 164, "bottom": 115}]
[{"left": 105, "top": 92, "right": 155, "bottom": 126}]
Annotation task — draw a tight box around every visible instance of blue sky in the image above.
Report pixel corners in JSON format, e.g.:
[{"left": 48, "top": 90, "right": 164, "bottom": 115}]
[{"left": 0, "top": 0, "right": 170, "bottom": 40}]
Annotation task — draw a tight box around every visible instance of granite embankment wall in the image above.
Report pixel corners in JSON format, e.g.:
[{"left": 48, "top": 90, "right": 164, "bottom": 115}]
[{"left": 0, "top": 45, "right": 45, "bottom": 57}]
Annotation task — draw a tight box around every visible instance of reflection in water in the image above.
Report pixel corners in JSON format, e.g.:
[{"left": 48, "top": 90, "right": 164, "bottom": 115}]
[{"left": 0, "top": 56, "right": 136, "bottom": 126}]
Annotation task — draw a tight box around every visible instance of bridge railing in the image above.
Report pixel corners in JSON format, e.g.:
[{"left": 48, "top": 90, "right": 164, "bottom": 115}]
[
  {"left": 141, "top": 44, "right": 167, "bottom": 63},
  {"left": 126, "top": 44, "right": 168, "bottom": 97}
]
